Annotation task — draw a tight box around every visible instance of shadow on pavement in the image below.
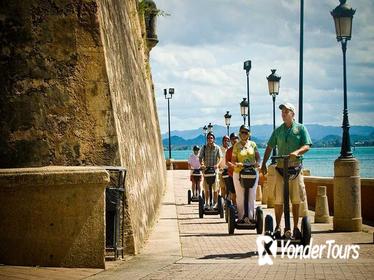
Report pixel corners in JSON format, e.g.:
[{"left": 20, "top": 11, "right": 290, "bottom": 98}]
[
  {"left": 199, "top": 251, "right": 258, "bottom": 260},
  {"left": 180, "top": 232, "right": 252, "bottom": 237}
]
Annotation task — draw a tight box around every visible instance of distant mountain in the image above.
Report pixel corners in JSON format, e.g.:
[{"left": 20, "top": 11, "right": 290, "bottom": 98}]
[
  {"left": 162, "top": 124, "right": 374, "bottom": 150},
  {"left": 162, "top": 124, "right": 374, "bottom": 142}
]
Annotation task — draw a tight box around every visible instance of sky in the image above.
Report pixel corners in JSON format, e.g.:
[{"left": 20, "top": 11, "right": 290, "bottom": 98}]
[{"left": 150, "top": 0, "right": 374, "bottom": 134}]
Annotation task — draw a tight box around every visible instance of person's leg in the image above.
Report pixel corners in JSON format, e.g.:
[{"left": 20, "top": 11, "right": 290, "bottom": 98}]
[
  {"left": 248, "top": 170, "right": 259, "bottom": 220},
  {"left": 290, "top": 173, "right": 303, "bottom": 233},
  {"left": 233, "top": 172, "right": 244, "bottom": 219},
  {"left": 274, "top": 170, "right": 285, "bottom": 231},
  {"left": 191, "top": 176, "right": 196, "bottom": 196},
  {"left": 203, "top": 180, "right": 209, "bottom": 205}
]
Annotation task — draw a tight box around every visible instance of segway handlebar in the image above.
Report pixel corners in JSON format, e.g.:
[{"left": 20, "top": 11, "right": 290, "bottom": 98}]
[{"left": 271, "top": 155, "right": 301, "bottom": 160}]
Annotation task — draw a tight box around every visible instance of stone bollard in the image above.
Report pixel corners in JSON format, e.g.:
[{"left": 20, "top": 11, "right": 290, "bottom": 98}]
[
  {"left": 333, "top": 157, "right": 362, "bottom": 232},
  {"left": 266, "top": 164, "right": 276, "bottom": 208},
  {"left": 314, "top": 186, "right": 330, "bottom": 223},
  {"left": 166, "top": 159, "right": 173, "bottom": 170},
  {"left": 256, "top": 185, "right": 262, "bottom": 202},
  {"left": 262, "top": 182, "right": 268, "bottom": 205}
]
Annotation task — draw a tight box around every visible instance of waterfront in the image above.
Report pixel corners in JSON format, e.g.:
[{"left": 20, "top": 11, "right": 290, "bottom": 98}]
[{"left": 164, "top": 146, "right": 374, "bottom": 178}]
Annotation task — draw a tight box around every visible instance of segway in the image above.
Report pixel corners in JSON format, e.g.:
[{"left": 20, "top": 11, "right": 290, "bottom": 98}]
[
  {"left": 264, "top": 155, "right": 311, "bottom": 246},
  {"left": 199, "top": 167, "right": 224, "bottom": 218},
  {"left": 188, "top": 169, "right": 202, "bottom": 204},
  {"left": 222, "top": 168, "right": 235, "bottom": 223},
  {"left": 228, "top": 163, "right": 263, "bottom": 234}
]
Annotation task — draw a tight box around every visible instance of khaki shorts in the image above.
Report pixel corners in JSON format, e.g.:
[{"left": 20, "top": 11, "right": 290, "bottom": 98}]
[
  {"left": 203, "top": 173, "right": 220, "bottom": 192},
  {"left": 274, "top": 169, "right": 306, "bottom": 204}
]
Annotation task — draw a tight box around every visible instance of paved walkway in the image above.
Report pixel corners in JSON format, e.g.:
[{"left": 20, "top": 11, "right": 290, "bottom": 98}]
[{"left": 1, "top": 170, "right": 374, "bottom": 279}]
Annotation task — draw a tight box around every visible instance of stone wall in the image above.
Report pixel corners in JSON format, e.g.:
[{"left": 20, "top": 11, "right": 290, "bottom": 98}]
[
  {"left": 0, "top": 167, "right": 109, "bottom": 268},
  {"left": 0, "top": 0, "right": 166, "bottom": 254}
]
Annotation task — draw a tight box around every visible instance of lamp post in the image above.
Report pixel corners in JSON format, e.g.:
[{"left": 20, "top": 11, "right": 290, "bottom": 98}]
[
  {"left": 240, "top": 98, "right": 249, "bottom": 125},
  {"left": 331, "top": 0, "right": 361, "bottom": 232},
  {"left": 299, "top": 0, "right": 304, "bottom": 124},
  {"left": 224, "top": 111, "right": 232, "bottom": 135},
  {"left": 243, "top": 60, "right": 252, "bottom": 126},
  {"left": 267, "top": 69, "right": 281, "bottom": 164},
  {"left": 202, "top": 125, "right": 208, "bottom": 144},
  {"left": 164, "top": 88, "right": 174, "bottom": 160},
  {"left": 331, "top": 0, "right": 355, "bottom": 158}
]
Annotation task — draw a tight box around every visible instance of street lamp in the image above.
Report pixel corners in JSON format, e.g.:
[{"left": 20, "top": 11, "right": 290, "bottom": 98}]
[
  {"left": 267, "top": 69, "right": 281, "bottom": 164},
  {"left": 207, "top": 122, "right": 213, "bottom": 133},
  {"left": 224, "top": 111, "right": 232, "bottom": 135},
  {"left": 243, "top": 60, "right": 252, "bottom": 126},
  {"left": 164, "top": 88, "right": 174, "bottom": 160},
  {"left": 331, "top": 0, "right": 355, "bottom": 158},
  {"left": 240, "top": 98, "right": 248, "bottom": 125}
]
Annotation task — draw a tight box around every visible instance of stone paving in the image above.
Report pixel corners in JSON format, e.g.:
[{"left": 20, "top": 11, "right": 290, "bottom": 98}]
[
  {"left": 136, "top": 170, "right": 374, "bottom": 280},
  {"left": 1, "top": 170, "right": 373, "bottom": 280}
]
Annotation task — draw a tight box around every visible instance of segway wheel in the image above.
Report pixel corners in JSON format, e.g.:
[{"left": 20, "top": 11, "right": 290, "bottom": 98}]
[
  {"left": 264, "top": 215, "right": 274, "bottom": 235},
  {"left": 225, "top": 200, "right": 231, "bottom": 223},
  {"left": 228, "top": 206, "right": 235, "bottom": 234},
  {"left": 256, "top": 206, "right": 264, "bottom": 234},
  {"left": 198, "top": 196, "right": 204, "bottom": 218},
  {"left": 188, "top": 190, "right": 192, "bottom": 205},
  {"left": 301, "top": 216, "right": 311, "bottom": 246},
  {"left": 218, "top": 196, "right": 224, "bottom": 218}
]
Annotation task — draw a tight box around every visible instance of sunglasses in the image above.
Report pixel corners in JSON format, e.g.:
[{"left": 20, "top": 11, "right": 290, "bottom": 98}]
[
  {"left": 207, "top": 136, "right": 214, "bottom": 139},
  {"left": 240, "top": 131, "right": 249, "bottom": 135}
]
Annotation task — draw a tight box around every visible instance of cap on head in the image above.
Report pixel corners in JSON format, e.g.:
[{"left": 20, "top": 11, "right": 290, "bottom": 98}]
[
  {"left": 229, "top": 132, "right": 239, "bottom": 140},
  {"left": 239, "top": 124, "right": 250, "bottom": 132},
  {"left": 223, "top": 135, "right": 229, "bottom": 140},
  {"left": 279, "top": 102, "right": 296, "bottom": 113},
  {"left": 206, "top": 132, "right": 215, "bottom": 139},
  {"left": 193, "top": 145, "right": 200, "bottom": 151}
]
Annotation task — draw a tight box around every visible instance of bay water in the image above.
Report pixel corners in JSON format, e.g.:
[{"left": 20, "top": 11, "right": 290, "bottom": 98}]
[{"left": 164, "top": 146, "right": 374, "bottom": 178}]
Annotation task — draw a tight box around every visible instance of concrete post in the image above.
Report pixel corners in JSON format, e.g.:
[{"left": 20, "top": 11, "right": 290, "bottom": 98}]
[
  {"left": 256, "top": 185, "right": 262, "bottom": 202},
  {"left": 266, "top": 164, "right": 276, "bottom": 208},
  {"left": 166, "top": 159, "right": 173, "bottom": 170},
  {"left": 333, "top": 157, "right": 362, "bottom": 231},
  {"left": 315, "top": 186, "right": 330, "bottom": 223}
]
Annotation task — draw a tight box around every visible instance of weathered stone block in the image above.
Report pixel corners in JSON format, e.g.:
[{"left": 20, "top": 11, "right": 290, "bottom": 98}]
[{"left": 0, "top": 166, "right": 110, "bottom": 268}]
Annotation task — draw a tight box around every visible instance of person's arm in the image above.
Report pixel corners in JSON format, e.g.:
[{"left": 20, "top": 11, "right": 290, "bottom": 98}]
[
  {"left": 289, "top": 145, "right": 310, "bottom": 158},
  {"left": 261, "top": 145, "right": 273, "bottom": 175},
  {"left": 215, "top": 147, "right": 222, "bottom": 169},
  {"left": 255, "top": 150, "right": 261, "bottom": 168},
  {"left": 226, "top": 150, "right": 234, "bottom": 168}
]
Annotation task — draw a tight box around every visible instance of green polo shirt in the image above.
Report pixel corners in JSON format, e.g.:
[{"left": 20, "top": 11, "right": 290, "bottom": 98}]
[{"left": 268, "top": 121, "right": 312, "bottom": 166}]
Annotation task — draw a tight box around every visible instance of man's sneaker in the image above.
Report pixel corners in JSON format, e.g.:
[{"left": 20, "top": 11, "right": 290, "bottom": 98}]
[
  {"left": 274, "top": 226, "right": 282, "bottom": 239},
  {"left": 213, "top": 203, "right": 218, "bottom": 209},
  {"left": 204, "top": 204, "right": 209, "bottom": 210},
  {"left": 293, "top": 227, "right": 302, "bottom": 240}
]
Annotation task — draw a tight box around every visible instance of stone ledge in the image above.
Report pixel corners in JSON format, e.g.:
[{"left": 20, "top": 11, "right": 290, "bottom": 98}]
[{"left": 0, "top": 166, "right": 110, "bottom": 187}]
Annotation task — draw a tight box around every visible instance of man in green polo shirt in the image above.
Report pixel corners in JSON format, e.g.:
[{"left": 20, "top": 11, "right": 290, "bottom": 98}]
[{"left": 261, "top": 103, "right": 312, "bottom": 239}]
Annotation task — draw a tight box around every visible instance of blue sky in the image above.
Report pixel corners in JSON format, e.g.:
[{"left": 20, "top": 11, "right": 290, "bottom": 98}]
[{"left": 150, "top": 0, "right": 374, "bottom": 134}]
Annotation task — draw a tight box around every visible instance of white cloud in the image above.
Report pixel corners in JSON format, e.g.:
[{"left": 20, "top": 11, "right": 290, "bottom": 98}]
[{"left": 152, "top": 0, "right": 374, "bottom": 133}]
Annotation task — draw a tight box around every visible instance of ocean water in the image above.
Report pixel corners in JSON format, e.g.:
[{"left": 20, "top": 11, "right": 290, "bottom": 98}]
[{"left": 164, "top": 146, "right": 374, "bottom": 178}]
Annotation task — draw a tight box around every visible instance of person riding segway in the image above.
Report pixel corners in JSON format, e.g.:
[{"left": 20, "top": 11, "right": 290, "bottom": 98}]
[
  {"left": 261, "top": 102, "right": 312, "bottom": 241},
  {"left": 228, "top": 125, "right": 263, "bottom": 234},
  {"left": 198, "top": 132, "right": 224, "bottom": 218},
  {"left": 188, "top": 146, "right": 202, "bottom": 204},
  {"left": 224, "top": 133, "right": 239, "bottom": 223}
]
